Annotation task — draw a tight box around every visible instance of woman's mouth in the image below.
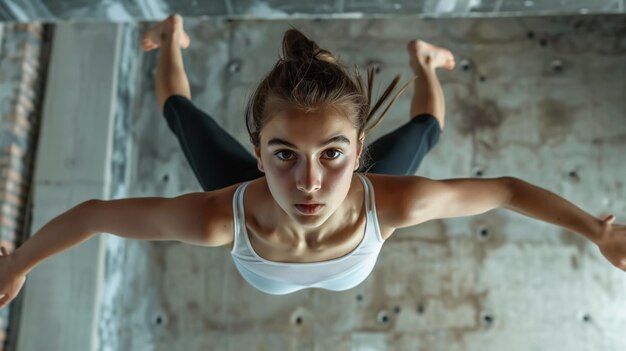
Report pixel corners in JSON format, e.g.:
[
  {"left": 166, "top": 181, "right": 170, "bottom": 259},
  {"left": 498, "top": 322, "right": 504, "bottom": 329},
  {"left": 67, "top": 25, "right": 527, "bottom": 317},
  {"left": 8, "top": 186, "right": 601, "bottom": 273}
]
[{"left": 295, "top": 204, "right": 324, "bottom": 214}]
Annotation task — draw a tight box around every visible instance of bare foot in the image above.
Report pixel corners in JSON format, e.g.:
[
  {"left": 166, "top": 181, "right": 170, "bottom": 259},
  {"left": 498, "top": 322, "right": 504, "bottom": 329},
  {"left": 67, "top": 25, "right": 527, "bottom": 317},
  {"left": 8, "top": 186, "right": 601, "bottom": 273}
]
[
  {"left": 406, "top": 40, "right": 455, "bottom": 71},
  {"left": 141, "top": 14, "right": 191, "bottom": 52}
]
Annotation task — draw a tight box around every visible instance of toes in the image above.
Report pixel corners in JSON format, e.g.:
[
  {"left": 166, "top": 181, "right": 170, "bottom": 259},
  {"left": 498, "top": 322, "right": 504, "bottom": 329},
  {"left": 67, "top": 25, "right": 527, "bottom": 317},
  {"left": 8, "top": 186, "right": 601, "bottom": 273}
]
[
  {"left": 180, "top": 33, "right": 191, "bottom": 48},
  {"left": 170, "top": 14, "right": 183, "bottom": 31},
  {"left": 142, "top": 43, "right": 158, "bottom": 52}
]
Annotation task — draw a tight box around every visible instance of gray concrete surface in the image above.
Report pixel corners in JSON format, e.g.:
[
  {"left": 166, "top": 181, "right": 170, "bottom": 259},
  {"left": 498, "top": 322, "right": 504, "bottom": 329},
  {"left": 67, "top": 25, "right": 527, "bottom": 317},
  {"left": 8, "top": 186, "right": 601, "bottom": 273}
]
[{"left": 0, "top": 0, "right": 623, "bottom": 22}]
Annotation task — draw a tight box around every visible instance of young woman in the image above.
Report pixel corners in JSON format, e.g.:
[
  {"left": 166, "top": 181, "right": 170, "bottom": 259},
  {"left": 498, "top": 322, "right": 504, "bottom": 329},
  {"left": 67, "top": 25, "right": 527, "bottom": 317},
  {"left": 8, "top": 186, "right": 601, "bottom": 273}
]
[{"left": 0, "top": 15, "right": 624, "bottom": 301}]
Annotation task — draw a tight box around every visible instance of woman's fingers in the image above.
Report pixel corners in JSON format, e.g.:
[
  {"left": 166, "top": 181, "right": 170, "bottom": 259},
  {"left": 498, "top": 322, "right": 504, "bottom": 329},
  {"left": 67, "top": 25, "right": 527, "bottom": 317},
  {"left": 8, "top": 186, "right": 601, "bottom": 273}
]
[{"left": 0, "top": 294, "right": 11, "bottom": 308}]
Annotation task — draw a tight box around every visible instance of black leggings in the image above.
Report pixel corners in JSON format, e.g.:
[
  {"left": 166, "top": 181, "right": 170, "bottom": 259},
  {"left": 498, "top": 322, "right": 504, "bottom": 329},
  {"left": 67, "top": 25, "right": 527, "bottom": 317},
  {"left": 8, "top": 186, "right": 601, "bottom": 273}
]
[{"left": 163, "top": 95, "right": 441, "bottom": 192}]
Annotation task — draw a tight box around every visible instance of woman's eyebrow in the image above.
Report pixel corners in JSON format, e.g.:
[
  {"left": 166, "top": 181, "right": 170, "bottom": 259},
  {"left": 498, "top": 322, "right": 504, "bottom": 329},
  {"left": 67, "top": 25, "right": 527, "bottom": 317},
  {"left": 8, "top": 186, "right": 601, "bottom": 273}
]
[{"left": 268, "top": 135, "right": 350, "bottom": 148}]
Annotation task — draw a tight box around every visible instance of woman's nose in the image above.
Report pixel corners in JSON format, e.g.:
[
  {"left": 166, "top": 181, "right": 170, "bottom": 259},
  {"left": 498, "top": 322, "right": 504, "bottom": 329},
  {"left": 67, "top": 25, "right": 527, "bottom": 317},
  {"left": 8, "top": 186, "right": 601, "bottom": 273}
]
[{"left": 296, "top": 159, "right": 321, "bottom": 192}]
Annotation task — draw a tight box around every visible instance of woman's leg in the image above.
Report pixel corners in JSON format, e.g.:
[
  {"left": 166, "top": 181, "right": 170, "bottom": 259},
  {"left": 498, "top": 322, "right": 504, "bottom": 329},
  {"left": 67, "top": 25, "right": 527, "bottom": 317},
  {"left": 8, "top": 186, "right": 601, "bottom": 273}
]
[
  {"left": 364, "top": 40, "right": 454, "bottom": 175},
  {"left": 144, "top": 15, "right": 262, "bottom": 192},
  {"left": 161, "top": 96, "right": 263, "bottom": 192}
]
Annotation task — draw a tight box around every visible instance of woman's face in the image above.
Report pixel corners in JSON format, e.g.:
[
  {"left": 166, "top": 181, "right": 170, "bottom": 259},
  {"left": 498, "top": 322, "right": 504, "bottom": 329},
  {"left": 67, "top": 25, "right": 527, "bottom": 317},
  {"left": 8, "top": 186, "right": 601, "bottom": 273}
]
[{"left": 254, "top": 106, "right": 364, "bottom": 229}]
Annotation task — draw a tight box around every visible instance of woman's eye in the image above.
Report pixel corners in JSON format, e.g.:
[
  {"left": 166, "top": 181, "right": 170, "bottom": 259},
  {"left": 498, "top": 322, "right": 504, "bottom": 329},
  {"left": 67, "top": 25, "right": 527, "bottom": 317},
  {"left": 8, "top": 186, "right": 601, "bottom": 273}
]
[
  {"left": 324, "top": 149, "right": 342, "bottom": 159},
  {"left": 274, "top": 149, "right": 343, "bottom": 162},
  {"left": 275, "top": 150, "right": 294, "bottom": 161}
]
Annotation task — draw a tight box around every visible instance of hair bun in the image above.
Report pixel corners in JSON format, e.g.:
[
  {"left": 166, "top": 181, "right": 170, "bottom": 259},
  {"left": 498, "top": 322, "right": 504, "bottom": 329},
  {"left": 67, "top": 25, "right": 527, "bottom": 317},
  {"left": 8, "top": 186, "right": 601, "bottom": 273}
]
[{"left": 282, "top": 28, "right": 336, "bottom": 64}]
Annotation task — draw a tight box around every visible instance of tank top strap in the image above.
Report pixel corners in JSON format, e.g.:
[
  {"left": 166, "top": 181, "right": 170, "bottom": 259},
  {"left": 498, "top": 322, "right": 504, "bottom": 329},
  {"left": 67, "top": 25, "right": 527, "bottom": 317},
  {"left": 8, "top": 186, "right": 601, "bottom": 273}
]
[
  {"left": 231, "top": 180, "right": 253, "bottom": 253},
  {"left": 355, "top": 173, "right": 385, "bottom": 244}
]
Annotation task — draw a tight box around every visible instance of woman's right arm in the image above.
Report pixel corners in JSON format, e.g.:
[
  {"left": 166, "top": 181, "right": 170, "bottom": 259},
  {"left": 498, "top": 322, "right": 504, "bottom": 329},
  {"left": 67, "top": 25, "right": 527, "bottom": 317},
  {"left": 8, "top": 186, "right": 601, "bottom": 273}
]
[
  {"left": 12, "top": 192, "right": 228, "bottom": 277},
  {"left": 0, "top": 191, "right": 232, "bottom": 308}
]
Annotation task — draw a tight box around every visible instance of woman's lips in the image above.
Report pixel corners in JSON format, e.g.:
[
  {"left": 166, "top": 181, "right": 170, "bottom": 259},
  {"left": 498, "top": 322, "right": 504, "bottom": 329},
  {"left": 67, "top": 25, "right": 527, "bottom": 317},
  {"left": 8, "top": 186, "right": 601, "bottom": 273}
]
[{"left": 295, "top": 204, "right": 324, "bottom": 214}]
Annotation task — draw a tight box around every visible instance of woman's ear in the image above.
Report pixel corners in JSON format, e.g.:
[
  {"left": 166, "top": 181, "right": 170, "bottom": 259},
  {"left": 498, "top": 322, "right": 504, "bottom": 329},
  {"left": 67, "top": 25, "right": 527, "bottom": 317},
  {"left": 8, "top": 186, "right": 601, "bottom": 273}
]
[
  {"left": 356, "top": 132, "right": 365, "bottom": 156},
  {"left": 355, "top": 132, "right": 365, "bottom": 171},
  {"left": 254, "top": 147, "right": 265, "bottom": 173}
]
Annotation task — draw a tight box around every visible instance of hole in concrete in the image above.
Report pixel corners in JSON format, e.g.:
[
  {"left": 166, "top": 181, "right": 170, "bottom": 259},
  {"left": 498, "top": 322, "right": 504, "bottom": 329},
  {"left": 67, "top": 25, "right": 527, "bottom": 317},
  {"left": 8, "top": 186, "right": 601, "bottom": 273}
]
[
  {"left": 393, "top": 306, "right": 401, "bottom": 314},
  {"left": 540, "top": 39, "right": 548, "bottom": 47},
  {"left": 416, "top": 304, "right": 425, "bottom": 314},
  {"left": 155, "top": 315, "right": 164, "bottom": 325},
  {"left": 356, "top": 294, "right": 363, "bottom": 301},
  {"left": 569, "top": 170, "right": 580, "bottom": 181},
  {"left": 366, "top": 60, "right": 382, "bottom": 74},
  {"left": 527, "top": 31, "right": 535, "bottom": 39},
  {"left": 475, "top": 169, "right": 484, "bottom": 177},
  {"left": 582, "top": 313, "right": 592, "bottom": 323},
  {"left": 480, "top": 310, "right": 495, "bottom": 327},
  {"left": 551, "top": 59, "right": 563, "bottom": 72},
  {"left": 460, "top": 59, "right": 470, "bottom": 71},
  {"left": 228, "top": 59, "right": 242, "bottom": 74},
  {"left": 479, "top": 227, "right": 490, "bottom": 238},
  {"left": 162, "top": 174, "right": 169, "bottom": 182},
  {"left": 376, "top": 310, "right": 390, "bottom": 324},
  {"left": 479, "top": 75, "right": 486, "bottom": 82},
  {"left": 295, "top": 316, "right": 303, "bottom": 325},
  {"left": 314, "top": 17, "right": 322, "bottom": 22}
]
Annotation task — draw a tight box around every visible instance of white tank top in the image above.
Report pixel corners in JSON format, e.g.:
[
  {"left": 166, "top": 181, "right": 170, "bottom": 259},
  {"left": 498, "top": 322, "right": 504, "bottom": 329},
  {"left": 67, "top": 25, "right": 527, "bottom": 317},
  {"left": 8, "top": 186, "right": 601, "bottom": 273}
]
[{"left": 230, "top": 173, "right": 386, "bottom": 295}]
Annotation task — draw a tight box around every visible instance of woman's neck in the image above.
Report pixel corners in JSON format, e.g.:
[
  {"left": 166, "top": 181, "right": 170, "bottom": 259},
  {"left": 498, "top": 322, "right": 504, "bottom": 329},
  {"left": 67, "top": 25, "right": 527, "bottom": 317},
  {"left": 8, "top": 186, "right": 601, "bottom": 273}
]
[{"left": 249, "top": 174, "right": 362, "bottom": 246}]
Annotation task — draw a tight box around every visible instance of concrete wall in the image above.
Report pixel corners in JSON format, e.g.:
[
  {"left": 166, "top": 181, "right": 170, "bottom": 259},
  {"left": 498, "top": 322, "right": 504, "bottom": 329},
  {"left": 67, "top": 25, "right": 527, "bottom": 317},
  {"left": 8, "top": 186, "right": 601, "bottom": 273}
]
[
  {"left": 16, "top": 23, "right": 124, "bottom": 351},
  {"left": 16, "top": 14, "right": 626, "bottom": 351}
]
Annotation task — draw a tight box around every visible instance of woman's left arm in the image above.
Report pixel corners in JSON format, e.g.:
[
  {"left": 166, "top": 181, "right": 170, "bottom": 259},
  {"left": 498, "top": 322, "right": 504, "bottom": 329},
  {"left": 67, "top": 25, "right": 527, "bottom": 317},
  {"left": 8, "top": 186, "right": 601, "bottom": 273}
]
[
  {"left": 387, "top": 176, "right": 626, "bottom": 271},
  {"left": 504, "top": 177, "right": 625, "bottom": 270}
]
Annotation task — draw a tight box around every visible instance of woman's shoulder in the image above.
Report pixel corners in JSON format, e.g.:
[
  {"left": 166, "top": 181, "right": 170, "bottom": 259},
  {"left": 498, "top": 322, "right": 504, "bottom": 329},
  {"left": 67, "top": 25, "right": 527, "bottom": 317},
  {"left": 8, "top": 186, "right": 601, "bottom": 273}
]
[
  {"left": 209, "top": 177, "right": 270, "bottom": 251},
  {"left": 204, "top": 180, "right": 251, "bottom": 250},
  {"left": 358, "top": 172, "right": 399, "bottom": 196},
  {"left": 358, "top": 173, "right": 411, "bottom": 231}
]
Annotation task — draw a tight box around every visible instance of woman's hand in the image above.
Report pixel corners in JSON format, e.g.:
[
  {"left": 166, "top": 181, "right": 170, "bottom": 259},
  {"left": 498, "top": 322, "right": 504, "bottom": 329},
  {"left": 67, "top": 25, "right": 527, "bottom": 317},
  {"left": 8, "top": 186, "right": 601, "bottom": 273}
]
[
  {"left": 0, "top": 246, "right": 26, "bottom": 308},
  {"left": 595, "top": 215, "right": 626, "bottom": 271}
]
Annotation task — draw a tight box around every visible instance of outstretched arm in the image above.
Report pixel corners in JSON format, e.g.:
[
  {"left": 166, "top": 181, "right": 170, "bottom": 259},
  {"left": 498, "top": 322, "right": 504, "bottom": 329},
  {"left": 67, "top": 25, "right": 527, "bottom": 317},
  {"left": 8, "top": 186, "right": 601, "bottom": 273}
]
[
  {"left": 12, "top": 192, "right": 225, "bottom": 276},
  {"left": 385, "top": 176, "right": 625, "bottom": 271},
  {"left": 0, "top": 191, "right": 230, "bottom": 308}
]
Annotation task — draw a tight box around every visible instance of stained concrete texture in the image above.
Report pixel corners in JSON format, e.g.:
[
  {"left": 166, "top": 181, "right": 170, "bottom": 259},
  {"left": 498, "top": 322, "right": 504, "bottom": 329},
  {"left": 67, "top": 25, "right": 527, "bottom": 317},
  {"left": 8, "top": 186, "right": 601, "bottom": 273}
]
[
  {"left": 86, "top": 14, "right": 626, "bottom": 351},
  {"left": 0, "top": 0, "right": 624, "bottom": 22}
]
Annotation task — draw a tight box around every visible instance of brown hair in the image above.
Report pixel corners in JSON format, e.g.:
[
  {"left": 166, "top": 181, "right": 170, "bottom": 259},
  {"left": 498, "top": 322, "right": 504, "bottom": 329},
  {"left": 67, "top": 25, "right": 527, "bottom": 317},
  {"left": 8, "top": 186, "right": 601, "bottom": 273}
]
[{"left": 244, "top": 27, "right": 417, "bottom": 173}]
